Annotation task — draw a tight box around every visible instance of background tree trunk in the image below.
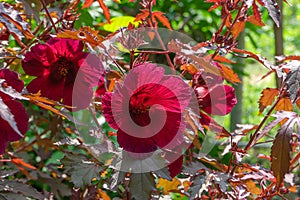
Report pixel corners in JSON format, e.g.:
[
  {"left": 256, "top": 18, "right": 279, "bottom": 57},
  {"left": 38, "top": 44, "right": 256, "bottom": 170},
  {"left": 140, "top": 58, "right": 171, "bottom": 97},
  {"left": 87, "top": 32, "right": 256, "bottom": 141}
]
[
  {"left": 230, "top": 30, "right": 245, "bottom": 131},
  {"left": 274, "top": 0, "right": 284, "bottom": 88}
]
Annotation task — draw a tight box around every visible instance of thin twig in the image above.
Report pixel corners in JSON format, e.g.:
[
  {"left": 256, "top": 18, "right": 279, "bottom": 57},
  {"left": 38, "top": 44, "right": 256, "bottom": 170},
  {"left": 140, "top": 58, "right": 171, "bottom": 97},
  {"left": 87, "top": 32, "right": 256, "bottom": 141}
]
[{"left": 40, "top": 0, "right": 58, "bottom": 33}]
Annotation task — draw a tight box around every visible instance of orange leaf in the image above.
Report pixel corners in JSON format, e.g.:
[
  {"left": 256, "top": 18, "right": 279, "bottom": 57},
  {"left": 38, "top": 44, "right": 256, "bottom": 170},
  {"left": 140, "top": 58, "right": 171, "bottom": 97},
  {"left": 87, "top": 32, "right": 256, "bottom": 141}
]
[
  {"left": 97, "top": 189, "right": 110, "bottom": 200},
  {"left": 258, "top": 88, "right": 279, "bottom": 114},
  {"left": 275, "top": 97, "right": 293, "bottom": 112},
  {"left": 12, "top": 158, "right": 36, "bottom": 170},
  {"left": 250, "top": 2, "right": 265, "bottom": 26},
  {"left": 297, "top": 98, "right": 300, "bottom": 109},
  {"left": 57, "top": 27, "right": 105, "bottom": 47},
  {"left": 231, "top": 21, "right": 245, "bottom": 39},
  {"left": 244, "top": 180, "right": 261, "bottom": 195},
  {"left": 219, "top": 64, "right": 241, "bottom": 83},
  {"left": 247, "top": 15, "right": 265, "bottom": 26},
  {"left": 107, "top": 70, "right": 122, "bottom": 80},
  {"left": 82, "top": 0, "right": 94, "bottom": 9},
  {"left": 97, "top": 0, "right": 111, "bottom": 23},
  {"left": 153, "top": 11, "right": 172, "bottom": 30},
  {"left": 156, "top": 178, "right": 181, "bottom": 194},
  {"left": 208, "top": 54, "right": 236, "bottom": 64},
  {"left": 135, "top": 9, "right": 149, "bottom": 22},
  {"left": 180, "top": 63, "right": 198, "bottom": 75}
]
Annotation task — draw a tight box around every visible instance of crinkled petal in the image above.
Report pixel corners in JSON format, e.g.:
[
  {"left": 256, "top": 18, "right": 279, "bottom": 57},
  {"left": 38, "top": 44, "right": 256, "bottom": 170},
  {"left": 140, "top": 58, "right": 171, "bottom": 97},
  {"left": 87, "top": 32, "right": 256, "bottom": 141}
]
[
  {"left": 2, "top": 99, "right": 28, "bottom": 140},
  {"left": 0, "top": 69, "right": 24, "bottom": 92},
  {"left": 47, "top": 38, "right": 84, "bottom": 60},
  {"left": 117, "top": 128, "right": 157, "bottom": 154},
  {"left": 102, "top": 92, "right": 118, "bottom": 130},
  {"left": 152, "top": 111, "right": 184, "bottom": 149},
  {"left": 201, "top": 85, "right": 237, "bottom": 115},
  {"left": 27, "top": 75, "right": 64, "bottom": 101},
  {"left": 167, "top": 155, "right": 183, "bottom": 177},
  {"left": 0, "top": 98, "right": 28, "bottom": 154},
  {"left": 22, "top": 44, "right": 56, "bottom": 76},
  {"left": 75, "top": 53, "right": 105, "bottom": 87},
  {"left": 63, "top": 81, "right": 93, "bottom": 111}
]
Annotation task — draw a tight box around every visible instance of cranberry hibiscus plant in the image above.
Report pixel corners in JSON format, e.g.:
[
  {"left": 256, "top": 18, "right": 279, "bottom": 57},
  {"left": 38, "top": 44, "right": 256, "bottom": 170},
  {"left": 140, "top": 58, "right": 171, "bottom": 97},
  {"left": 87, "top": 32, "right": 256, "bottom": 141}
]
[{"left": 0, "top": 0, "right": 299, "bottom": 199}]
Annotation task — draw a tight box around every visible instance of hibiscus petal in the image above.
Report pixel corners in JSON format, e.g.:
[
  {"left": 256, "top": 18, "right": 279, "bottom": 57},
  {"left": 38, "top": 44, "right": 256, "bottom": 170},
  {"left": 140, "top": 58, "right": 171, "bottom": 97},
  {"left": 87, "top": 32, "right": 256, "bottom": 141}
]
[
  {"left": 152, "top": 111, "right": 184, "bottom": 149},
  {"left": 76, "top": 53, "right": 105, "bottom": 87},
  {"left": 47, "top": 38, "right": 84, "bottom": 60},
  {"left": 1, "top": 98, "right": 28, "bottom": 141},
  {"left": 27, "top": 76, "right": 64, "bottom": 101},
  {"left": 102, "top": 92, "right": 118, "bottom": 130},
  {"left": 63, "top": 80, "right": 93, "bottom": 111},
  {"left": 22, "top": 44, "right": 56, "bottom": 76},
  {"left": 117, "top": 128, "right": 157, "bottom": 154},
  {"left": 167, "top": 155, "right": 183, "bottom": 177},
  {"left": 0, "top": 140, "right": 8, "bottom": 154},
  {"left": 201, "top": 85, "right": 237, "bottom": 116},
  {"left": 122, "top": 63, "right": 164, "bottom": 94},
  {"left": 0, "top": 69, "right": 24, "bottom": 92}
]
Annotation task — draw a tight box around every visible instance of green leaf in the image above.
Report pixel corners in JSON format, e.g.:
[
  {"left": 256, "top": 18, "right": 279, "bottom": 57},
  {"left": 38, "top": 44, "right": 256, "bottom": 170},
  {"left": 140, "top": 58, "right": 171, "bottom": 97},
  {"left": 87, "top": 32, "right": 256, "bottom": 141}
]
[
  {"left": 62, "top": 154, "right": 102, "bottom": 188},
  {"left": 103, "top": 16, "right": 139, "bottom": 32},
  {"left": 130, "top": 173, "right": 156, "bottom": 200}
]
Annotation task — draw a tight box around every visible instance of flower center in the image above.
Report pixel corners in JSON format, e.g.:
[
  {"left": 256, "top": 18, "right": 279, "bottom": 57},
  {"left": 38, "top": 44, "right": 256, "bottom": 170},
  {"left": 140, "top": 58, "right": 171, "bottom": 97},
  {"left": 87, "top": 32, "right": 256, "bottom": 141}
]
[{"left": 50, "top": 58, "right": 75, "bottom": 84}]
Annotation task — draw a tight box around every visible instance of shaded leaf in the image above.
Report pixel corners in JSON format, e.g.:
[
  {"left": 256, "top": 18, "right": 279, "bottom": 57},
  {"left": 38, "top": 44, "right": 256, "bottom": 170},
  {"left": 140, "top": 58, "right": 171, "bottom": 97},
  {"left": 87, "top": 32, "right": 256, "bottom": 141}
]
[
  {"left": 30, "top": 171, "right": 72, "bottom": 198},
  {"left": 275, "top": 97, "right": 293, "bottom": 111},
  {"left": 0, "top": 179, "right": 44, "bottom": 199},
  {"left": 62, "top": 154, "right": 102, "bottom": 188},
  {"left": 258, "top": 88, "right": 279, "bottom": 114},
  {"left": 130, "top": 173, "right": 156, "bottom": 200},
  {"left": 261, "top": 0, "right": 280, "bottom": 27},
  {"left": 271, "top": 125, "right": 291, "bottom": 189},
  {"left": 285, "top": 64, "right": 300, "bottom": 103},
  {"left": 0, "top": 3, "right": 33, "bottom": 45},
  {"left": 19, "top": 0, "right": 42, "bottom": 22},
  {"left": 189, "top": 173, "right": 207, "bottom": 199},
  {"left": 97, "top": 0, "right": 111, "bottom": 23}
]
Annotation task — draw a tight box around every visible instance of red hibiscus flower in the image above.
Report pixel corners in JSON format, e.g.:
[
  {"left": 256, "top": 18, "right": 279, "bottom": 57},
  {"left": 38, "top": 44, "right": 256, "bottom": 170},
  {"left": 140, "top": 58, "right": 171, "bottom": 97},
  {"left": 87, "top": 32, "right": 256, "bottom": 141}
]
[
  {"left": 22, "top": 38, "right": 104, "bottom": 110},
  {"left": 102, "top": 63, "right": 191, "bottom": 176},
  {"left": 193, "top": 71, "right": 237, "bottom": 116},
  {"left": 192, "top": 71, "right": 237, "bottom": 136},
  {"left": 0, "top": 69, "right": 28, "bottom": 154}
]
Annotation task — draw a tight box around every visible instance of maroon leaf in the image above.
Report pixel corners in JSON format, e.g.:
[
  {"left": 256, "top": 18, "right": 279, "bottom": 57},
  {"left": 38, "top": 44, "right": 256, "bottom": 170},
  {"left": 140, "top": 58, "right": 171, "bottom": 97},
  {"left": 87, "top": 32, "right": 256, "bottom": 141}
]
[
  {"left": 261, "top": 0, "right": 281, "bottom": 27},
  {"left": 285, "top": 62, "right": 300, "bottom": 103},
  {"left": 271, "top": 125, "right": 291, "bottom": 189}
]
